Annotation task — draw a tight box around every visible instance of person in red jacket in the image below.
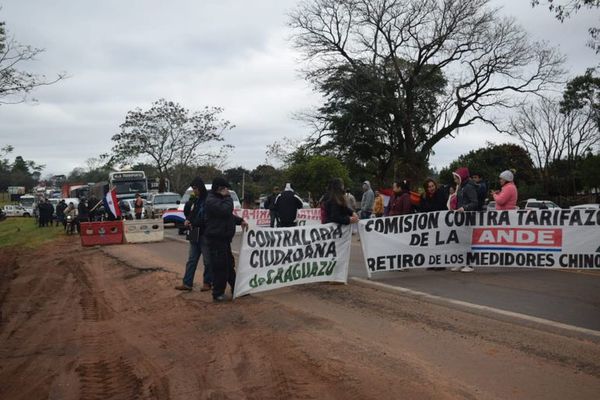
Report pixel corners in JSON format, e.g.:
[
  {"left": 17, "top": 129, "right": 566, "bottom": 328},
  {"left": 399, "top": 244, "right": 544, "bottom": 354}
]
[
  {"left": 492, "top": 170, "right": 518, "bottom": 210},
  {"left": 388, "top": 180, "right": 413, "bottom": 216}
]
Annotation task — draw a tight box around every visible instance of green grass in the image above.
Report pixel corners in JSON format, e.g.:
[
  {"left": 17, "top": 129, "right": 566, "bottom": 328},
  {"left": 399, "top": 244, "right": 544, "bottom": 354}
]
[{"left": 0, "top": 217, "right": 65, "bottom": 249}]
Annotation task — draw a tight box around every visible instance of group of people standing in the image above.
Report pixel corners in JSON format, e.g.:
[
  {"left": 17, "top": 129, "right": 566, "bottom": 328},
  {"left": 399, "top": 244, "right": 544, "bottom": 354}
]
[
  {"left": 176, "top": 168, "right": 519, "bottom": 297},
  {"left": 176, "top": 176, "right": 248, "bottom": 303}
]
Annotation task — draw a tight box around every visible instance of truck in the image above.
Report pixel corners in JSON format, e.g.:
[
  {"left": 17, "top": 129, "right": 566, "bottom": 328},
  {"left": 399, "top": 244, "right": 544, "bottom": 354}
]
[{"left": 89, "top": 171, "right": 148, "bottom": 202}]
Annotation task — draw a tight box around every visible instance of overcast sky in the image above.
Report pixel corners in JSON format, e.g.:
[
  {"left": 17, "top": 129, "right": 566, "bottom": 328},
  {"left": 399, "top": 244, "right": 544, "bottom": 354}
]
[{"left": 0, "top": 0, "right": 598, "bottom": 178}]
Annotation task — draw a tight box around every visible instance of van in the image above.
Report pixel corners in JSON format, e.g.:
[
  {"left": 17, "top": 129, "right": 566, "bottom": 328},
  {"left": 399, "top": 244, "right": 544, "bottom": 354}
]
[{"left": 179, "top": 185, "right": 241, "bottom": 211}]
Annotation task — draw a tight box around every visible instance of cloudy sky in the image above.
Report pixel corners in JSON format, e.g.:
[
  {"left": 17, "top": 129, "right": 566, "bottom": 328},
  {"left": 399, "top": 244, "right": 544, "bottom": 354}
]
[{"left": 0, "top": 0, "right": 598, "bottom": 178}]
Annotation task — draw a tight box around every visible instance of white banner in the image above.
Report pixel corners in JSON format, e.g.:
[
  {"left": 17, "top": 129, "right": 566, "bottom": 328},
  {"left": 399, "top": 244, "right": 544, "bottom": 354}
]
[
  {"left": 234, "top": 223, "right": 352, "bottom": 298},
  {"left": 358, "top": 209, "right": 600, "bottom": 277},
  {"left": 233, "top": 208, "right": 322, "bottom": 229}
]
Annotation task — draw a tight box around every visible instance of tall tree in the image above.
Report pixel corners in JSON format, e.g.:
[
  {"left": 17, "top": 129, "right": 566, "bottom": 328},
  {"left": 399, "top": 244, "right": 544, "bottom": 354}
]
[
  {"left": 507, "top": 96, "right": 600, "bottom": 191},
  {"left": 107, "top": 99, "right": 233, "bottom": 187},
  {"left": 290, "top": 0, "right": 565, "bottom": 182},
  {"left": 531, "top": 0, "right": 600, "bottom": 52},
  {"left": 0, "top": 20, "right": 65, "bottom": 104}
]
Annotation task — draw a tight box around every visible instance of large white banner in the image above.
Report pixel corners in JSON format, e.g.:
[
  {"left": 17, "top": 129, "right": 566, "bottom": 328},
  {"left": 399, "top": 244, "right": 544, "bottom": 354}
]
[
  {"left": 359, "top": 209, "right": 600, "bottom": 277},
  {"left": 233, "top": 208, "right": 322, "bottom": 229},
  {"left": 234, "top": 223, "right": 352, "bottom": 298}
]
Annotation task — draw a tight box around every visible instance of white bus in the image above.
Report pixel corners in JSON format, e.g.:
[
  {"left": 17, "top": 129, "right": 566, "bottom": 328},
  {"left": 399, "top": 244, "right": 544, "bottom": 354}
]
[{"left": 109, "top": 171, "right": 148, "bottom": 200}]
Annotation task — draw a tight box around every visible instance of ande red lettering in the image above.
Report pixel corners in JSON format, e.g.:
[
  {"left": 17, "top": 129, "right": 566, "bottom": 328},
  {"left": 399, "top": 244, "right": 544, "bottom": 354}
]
[{"left": 472, "top": 228, "right": 562, "bottom": 247}]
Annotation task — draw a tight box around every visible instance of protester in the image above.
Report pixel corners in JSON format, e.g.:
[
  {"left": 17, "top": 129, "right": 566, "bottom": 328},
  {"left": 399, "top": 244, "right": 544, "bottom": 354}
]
[
  {"left": 323, "top": 178, "right": 359, "bottom": 225},
  {"left": 420, "top": 179, "right": 448, "bottom": 270},
  {"left": 134, "top": 193, "right": 144, "bottom": 219},
  {"left": 274, "top": 183, "right": 304, "bottom": 227},
  {"left": 451, "top": 167, "right": 478, "bottom": 273},
  {"left": 388, "top": 180, "right": 413, "bottom": 216},
  {"left": 56, "top": 199, "right": 67, "bottom": 227},
  {"left": 175, "top": 177, "right": 213, "bottom": 292},
  {"left": 471, "top": 173, "right": 488, "bottom": 211},
  {"left": 344, "top": 189, "right": 357, "bottom": 211},
  {"left": 204, "top": 177, "right": 248, "bottom": 302},
  {"left": 447, "top": 185, "right": 457, "bottom": 211},
  {"left": 65, "top": 202, "right": 77, "bottom": 233},
  {"left": 360, "top": 181, "right": 375, "bottom": 219},
  {"left": 373, "top": 190, "right": 384, "bottom": 217},
  {"left": 492, "top": 170, "right": 518, "bottom": 210},
  {"left": 420, "top": 179, "right": 448, "bottom": 213},
  {"left": 263, "top": 186, "right": 280, "bottom": 227}
]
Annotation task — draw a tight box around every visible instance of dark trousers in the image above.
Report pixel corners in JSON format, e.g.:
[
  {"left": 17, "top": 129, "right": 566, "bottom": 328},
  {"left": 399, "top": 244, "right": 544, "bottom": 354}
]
[
  {"left": 208, "top": 240, "right": 235, "bottom": 298},
  {"left": 278, "top": 220, "right": 296, "bottom": 228}
]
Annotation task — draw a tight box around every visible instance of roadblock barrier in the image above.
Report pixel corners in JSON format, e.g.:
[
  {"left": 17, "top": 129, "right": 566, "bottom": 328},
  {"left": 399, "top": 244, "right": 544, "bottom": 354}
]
[
  {"left": 123, "top": 219, "right": 164, "bottom": 243},
  {"left": 80, "top": 221, "right": 124, "bottom": 246}
]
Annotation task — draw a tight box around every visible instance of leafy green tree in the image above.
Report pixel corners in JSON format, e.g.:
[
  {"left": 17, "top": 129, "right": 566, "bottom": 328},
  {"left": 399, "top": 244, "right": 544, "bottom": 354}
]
[
  {"left": 285, "top": 155, "right": 351, "bottom": 201},
  {"left": 439, "top": 143, "right": 536, "bottom": 197},
  {"left": 290, "top": 0, "right": 564, "bottom": 183},
  {"left": 0, "top": 20, "right": 65, "bottom": 104},
  {"left": 0, "top": 147, "right": 45, "bottom": 191},
  {"left": 560, "top": 69, "right": 600, "bottom": 128},
  {"left": 107, "top": 99, "right": 233, "bottom": 188}
]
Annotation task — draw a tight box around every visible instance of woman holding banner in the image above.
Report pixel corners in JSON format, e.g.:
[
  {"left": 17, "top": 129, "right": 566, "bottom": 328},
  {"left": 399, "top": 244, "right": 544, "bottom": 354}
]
[{"left": 323, "top": 178, "right": 359, "bottom": 225}]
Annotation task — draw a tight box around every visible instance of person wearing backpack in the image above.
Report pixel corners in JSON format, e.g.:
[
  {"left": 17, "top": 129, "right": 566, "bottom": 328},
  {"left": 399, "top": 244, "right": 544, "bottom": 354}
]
[{"left": 175, "top": 177, "right": 212, "bottom": 292}]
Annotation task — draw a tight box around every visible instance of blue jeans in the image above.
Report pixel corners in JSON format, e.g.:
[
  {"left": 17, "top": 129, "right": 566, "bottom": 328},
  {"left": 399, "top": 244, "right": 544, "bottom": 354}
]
[{"left": 183, "top": 237, "right": 213, "bottom": 287}]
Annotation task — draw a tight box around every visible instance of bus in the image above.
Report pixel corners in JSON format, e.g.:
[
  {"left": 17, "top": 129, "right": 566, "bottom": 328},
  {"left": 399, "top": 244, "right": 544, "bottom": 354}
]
[{"left": 109, "top": 171, "right": 148, "bottom": 200}]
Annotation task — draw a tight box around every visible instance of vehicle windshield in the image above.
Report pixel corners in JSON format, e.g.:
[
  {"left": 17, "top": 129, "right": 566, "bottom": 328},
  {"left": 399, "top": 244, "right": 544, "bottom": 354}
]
[
  {"left": 20, "top": 198, "right": 35, "bottom": 207},
  {"left": 153, "top": 194, "right": 181, "bottom": 204},
  {"left": 113, "top": 180, "right": 147, "bottom": 195}
]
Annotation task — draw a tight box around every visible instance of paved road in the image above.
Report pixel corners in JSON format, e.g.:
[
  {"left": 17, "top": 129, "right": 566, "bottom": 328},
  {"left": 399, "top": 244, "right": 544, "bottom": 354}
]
[{"left": 159, "top": 226, "right": 600, "bottom": 332}]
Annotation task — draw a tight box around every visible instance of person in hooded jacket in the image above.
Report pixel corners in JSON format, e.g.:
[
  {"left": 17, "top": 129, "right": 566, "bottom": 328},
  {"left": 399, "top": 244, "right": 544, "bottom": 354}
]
[
  {"left": 175, "top": 177, "right": 213, "bottom": 292},
  {"left": 451, "top": 167, "right": 479, "bottom": 272},
  {"left": 360, "top": 181, "right": 375, "bottom": 219},
  {"left": 274, "top": 183, "right": 304, "bottom": 227},
  {"left": 204, "top": 177, "right": 248, "bottom": 302}
]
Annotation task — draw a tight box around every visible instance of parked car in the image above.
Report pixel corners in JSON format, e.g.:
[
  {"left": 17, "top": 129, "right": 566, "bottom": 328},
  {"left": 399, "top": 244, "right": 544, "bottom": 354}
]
[
  {"left": 2, "top": 204, "right": 32, "bottom": 217},
  {"left": 523, "top": 199, "right": 561, "bottom": 210},
  {"left": 145, "top": 192, "right": 181, "bottom": 219},
  {"left": 569, "top": 203, "right": 600, "bottom": 210}
]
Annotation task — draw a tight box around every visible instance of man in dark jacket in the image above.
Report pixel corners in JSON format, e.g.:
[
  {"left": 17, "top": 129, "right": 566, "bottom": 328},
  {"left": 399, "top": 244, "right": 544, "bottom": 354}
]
[
  {"left": 273, "top": 183, "right": 304, "bottom": 227},
  {"left": 204, "top": 177, "right": 248, "bottom": 302},
  {"left": 451, "top": 167, "right": 478, "bottom": 273},
  {"left": 175, "top": 177, "right": 212, "bottom": 292},
  {"left": 56, "top": 199, "right": 67, "bottom": 227},
  {"left": 263, "top": 186, "right": 280, "bottom": 227}
]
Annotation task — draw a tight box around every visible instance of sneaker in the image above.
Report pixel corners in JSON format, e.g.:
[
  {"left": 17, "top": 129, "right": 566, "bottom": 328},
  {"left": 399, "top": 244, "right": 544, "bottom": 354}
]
[
  {"left": 213, "top": 294, "right": 231, "bottom": 303},
  {"left": 200, "top": 283, "right": 212, "bottom": 292},
  {"left": 450, "top": 266, "right": 462, "bottom": 272},
  {"left": 461, "top": 266, "right": 474, "bottom": 273},
  {"left": 174, "top": 284, "right": 193, "bottom": 291}
]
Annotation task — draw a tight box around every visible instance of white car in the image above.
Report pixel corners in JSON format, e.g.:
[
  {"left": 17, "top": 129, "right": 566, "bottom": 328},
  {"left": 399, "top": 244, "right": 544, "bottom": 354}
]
[
  {"left": 2, "top": 204, "right": 32, "bottom": 217},
  {"left": 524, "top": 199, "right": 561, "bottom": 210},
  {"left": 180, "top": 185, "right": 241, "bottom": 211},
  {"left": 570, "top": 203, "right": 600, "bottom": 210},
  {"left": 121, "top": 198, "right": 146, "bottom": 219},
  {"left": 145, "top": 192, "right": 181, "bottom": 218}
]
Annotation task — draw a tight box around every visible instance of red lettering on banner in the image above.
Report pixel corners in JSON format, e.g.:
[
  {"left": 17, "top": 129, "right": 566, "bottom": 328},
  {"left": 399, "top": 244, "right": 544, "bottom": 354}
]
[{"left": 472, "top": 228, "right": 562, "bottom": 247}]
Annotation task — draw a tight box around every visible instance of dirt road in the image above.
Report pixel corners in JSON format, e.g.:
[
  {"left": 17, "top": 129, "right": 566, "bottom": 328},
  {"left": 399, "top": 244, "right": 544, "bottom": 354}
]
[{"left": 2, "top": 237, "right": 600, "bottom": 399}]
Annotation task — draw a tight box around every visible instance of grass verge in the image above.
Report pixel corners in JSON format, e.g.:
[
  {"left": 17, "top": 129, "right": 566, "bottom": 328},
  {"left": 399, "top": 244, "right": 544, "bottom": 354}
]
[{"left": 0, "top": 217, "right": 65, "bottom": 249}]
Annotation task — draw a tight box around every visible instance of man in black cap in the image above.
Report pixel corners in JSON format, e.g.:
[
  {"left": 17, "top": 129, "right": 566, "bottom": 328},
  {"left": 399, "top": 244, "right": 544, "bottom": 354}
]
[
  {"left": 175, "top": 177, "right": 212, "bottom": 292},
  {"left": 204, "top": 176, "right": 248, "bottom": 302}
]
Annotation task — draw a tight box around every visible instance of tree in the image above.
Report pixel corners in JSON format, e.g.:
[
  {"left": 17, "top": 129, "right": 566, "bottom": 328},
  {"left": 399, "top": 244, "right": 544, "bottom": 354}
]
[
  {"left": 439, "top": 143, "right": 537, "bottom": 198},
  {"left": 107, "top": 99, "right": 233, "bottom": 189},
  {"left": 531, "top": 1, "right": 600, "bottom": 52},
  {"left": 507, "top": 96, "right": 600, "bottom": 193},
  {"left": 289, "top": 0, "right": 565, "bottom": 182},
  {"left": 560, "top": 68, "right": 600, "bottom": 128},
  {"left": 285, "top": 155, "right": 351, "bottom": 201},
  {"left": 0, "top": 146, "right": 45, "bottom": 191},
  {"left": 0, "top": 20, "right": 65, "bottom": 104}
]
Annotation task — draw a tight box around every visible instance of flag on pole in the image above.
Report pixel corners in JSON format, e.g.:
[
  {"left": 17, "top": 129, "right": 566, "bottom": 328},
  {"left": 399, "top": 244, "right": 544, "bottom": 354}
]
[{"left": 103, "top": 189, "right": 122, "bottom": 218}]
